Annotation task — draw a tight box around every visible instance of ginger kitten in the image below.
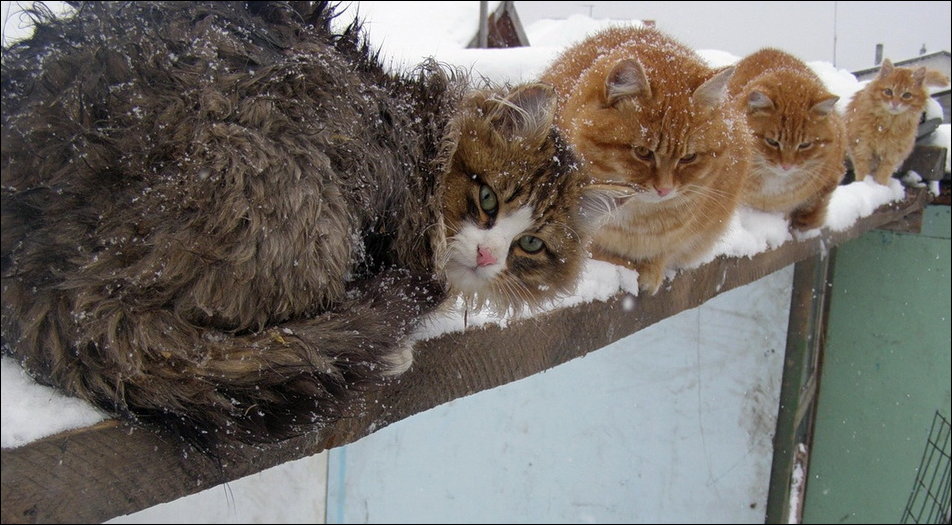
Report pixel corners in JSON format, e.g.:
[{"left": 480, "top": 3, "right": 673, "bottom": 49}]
[
  {"left": 540, "top": 26, "right": 752, "bottom": 294},
  {"left": 845, "top": 58, "right": 949, "bottom": 185},
  {"left": 728, "top": 48, "right": 846, "bottom": 230}
]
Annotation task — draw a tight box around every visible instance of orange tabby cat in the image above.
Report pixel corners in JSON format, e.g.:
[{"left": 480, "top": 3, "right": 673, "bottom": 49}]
[
  {"left": 727, "top": 48, "right": 846, "bottom": 230},
  {"left": 540, "top": 26, "right": 751, "bottom": 294},
  {"left": 845, "top": 58, "right": 949, "bottom": 185}
]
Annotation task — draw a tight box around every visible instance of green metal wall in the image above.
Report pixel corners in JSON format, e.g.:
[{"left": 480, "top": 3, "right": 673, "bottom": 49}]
[{"left": 803, "top": 205, "right": 951, "bottom": 523}]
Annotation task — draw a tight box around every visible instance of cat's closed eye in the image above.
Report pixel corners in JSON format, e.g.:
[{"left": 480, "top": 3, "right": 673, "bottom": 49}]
[{"left": 679, "top": 153, "right": 698, "bottom": 164}]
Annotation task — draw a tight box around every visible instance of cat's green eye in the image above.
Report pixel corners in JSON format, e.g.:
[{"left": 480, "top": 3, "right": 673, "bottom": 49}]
[
  {"left": 764, "top": 137, "right": 780, "bottom": 148},
  {"left": 798, "top": 141, "right": 813, "bottom": 150},
  {"left": 901, "top": 92, "right": 912, "bottom": 99},
  {"left": 883, "top": 88, "right": 893, "bottom": 97},
  {"left": 679, "top": 153, "right": 697, "bottom": 164},
  {"left": 479, "top": 184, "right": 498, "bottom": 214},
  {"left": 517, "top": 235, "right": 545, "bottom": 254},
  {"left": 633, "top": 146, "right": 653, "bottom": 161}
]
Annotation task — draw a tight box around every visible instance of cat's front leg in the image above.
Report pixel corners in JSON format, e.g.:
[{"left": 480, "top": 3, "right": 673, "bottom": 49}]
[
  {"left": 872, "top": 147, "right": 908, "bottom": 185},
  {"left": 589, "top": 244, "right": 639, "bottom": 272},
  {"left": 872, "top": 159, "right": 899, "bottom": 185},
  {"left": 634, "top": 257, "right": 668, "bottom": 295},
  {"left": 848, "top": 147, "right": 873, "bottom": 182},
  {"left": 590, "top": 245, "right": 667, "bottom": 294},
  {"left": 790, "top": 194, "right": 831, "bottom": 231}
]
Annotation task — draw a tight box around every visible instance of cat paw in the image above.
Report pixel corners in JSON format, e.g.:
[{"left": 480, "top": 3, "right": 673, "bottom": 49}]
[
  {"left": 790, "top": 211, "right": 825, "bottom": 231},
  {"left": 381, "top": 338, "right": 416, "bottom": 377},
  {"left": 636, "top": 265, "right": 666, "bottom": 295}
]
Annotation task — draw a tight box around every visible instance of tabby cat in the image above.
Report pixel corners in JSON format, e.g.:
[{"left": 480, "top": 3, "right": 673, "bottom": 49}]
[
  {"left": 845, "top": 58, "right": 949, "bottom": 185},
  {"left": 540, "top": 26, "right": 752, "bottom": 294},
  {"left": 0, "top": 2, "right": 612, "bottom": 449},
  {"left": 727, "top": 48, "right": 846, "bottom": 230}
]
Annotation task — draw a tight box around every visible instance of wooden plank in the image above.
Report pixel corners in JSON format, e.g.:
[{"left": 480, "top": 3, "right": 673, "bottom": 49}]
[
  {"left": 0, "top": 186, "right": 931, "bottom": 524},
  {"left": 877, "top": 208, "right": 924, "bottom": 234},
  {"left": 901, "top": 144, "right": 947, "bottom": 181},
  {"left": 765, "top": 253, "right": 831, "bottom": 523}
]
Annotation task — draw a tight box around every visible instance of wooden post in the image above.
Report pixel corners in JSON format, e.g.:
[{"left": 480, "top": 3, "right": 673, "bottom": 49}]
[
  {"left": 477, "top": 1, "right": 488, "bottom": 48},
  {"left": 765, "top": 252, "right": 833, "bottom": 523}
]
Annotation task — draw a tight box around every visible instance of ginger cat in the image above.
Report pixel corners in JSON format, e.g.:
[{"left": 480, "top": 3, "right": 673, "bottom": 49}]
[
  {"left": 540, "top": 26, "right": 752, "bottom": 294},
  {"left": 727, "top": 48, "right": 846, "bottom": 230},
  {"left": 845, "top": 58, "right": 949, "bottom": 185}
]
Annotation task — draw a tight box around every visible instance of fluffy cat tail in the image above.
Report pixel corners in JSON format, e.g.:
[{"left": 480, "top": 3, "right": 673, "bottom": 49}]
[{"left": 2, "top": 269, "right": 442, "bottom": 451}]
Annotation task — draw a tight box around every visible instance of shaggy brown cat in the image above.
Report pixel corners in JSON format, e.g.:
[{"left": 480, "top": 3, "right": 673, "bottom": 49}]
[
  {"left": 727, "top": 48, "right": 846, "bottom": 230},
  {"left": 0, "top": 2, "right": 612, "bottom": 449},
  {"left": 845, "top": 58, "right": 949, "bottom": 185},
  {"left": 540, "top": 26, "right": 752, "bottom": 294}
]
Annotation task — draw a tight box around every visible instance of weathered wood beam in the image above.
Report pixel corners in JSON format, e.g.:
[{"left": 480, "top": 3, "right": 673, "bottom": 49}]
[
  {"left": 901, "top": 144, "right": 947, "bottom": 181},
  {"left": 0, "top": 186, "right": 932, "bottom": 524}
]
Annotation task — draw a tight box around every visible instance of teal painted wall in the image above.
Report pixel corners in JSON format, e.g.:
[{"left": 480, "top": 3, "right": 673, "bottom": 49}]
[{"left": 803, "top": 205, "right": 951, "bottom": 523}]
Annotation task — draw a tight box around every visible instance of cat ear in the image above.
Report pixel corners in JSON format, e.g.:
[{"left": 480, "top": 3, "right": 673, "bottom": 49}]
[
  {"left": 605, "top": 58, "right": 651, "bottom": 105},
  {"left": 576, "top": 182, "right": 639, "bottom": 232},
  {"left": 913, "top": 67, "right": 927, "bottom": 86},
  {"left": 810, "top": 95, "right": 839, "bottom": 117},
  {"left": 489, "top": 83, "right": 556, "bottom": 144},
  {"left": 879, "top": 59, "right": 894, "bottom": 77},
  {"left": 924, "top": 69, "right": 950, "bottom": 88},
  {"left": 693, "top": 66, "right": 734, "bottom": 109},
  {"left": 747, "top": 90, "right": 774, "bottom": 114}
]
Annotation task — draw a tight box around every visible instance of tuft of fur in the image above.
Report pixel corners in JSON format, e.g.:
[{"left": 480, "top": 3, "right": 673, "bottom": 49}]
[
  {"left": 0, "top": 2, "right": 606, "bottom": 450},
  {"left": 845, "top": 58, "right": 949, "bottom": 185},
  {"left": 727, "top": 48, "right": 846, "bottom": 230},
  {"left": 540, "top": 26, "right": 752, "bottom": 294}
]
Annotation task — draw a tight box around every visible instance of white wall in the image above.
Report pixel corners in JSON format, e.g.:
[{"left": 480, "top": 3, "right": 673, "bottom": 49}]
[{"left": 325, "top": 265, "right": 795, "bottom": 523}]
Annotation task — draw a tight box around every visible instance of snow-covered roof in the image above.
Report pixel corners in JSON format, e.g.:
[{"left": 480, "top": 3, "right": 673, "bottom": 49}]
[{"left": 332, "top": 1, "right": 501, "bottom": 69}]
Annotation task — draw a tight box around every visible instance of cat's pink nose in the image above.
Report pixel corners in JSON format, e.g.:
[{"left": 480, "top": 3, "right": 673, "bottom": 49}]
[
  {"left": 782, "top": 163, "right": 793, "bottom": 171},
  {"left": 656, "top": 187, "right": 672, "bottom": 197},
  {"left": 476, "top": 246, "right": 497, "bottom": 267}
]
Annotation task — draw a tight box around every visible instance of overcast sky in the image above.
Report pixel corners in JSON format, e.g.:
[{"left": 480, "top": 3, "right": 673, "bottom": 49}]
[{"left": 514, "top": 1, "right": 951, "bottom": 72}]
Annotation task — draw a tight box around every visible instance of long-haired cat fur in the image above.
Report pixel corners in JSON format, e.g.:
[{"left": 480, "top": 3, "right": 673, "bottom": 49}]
[
  {"left": 727, "top": 48, "right": 846, "bottom": 230},
  {"left": 540, "top": 26, "right": 752, "bottom": 294},
  {"left": 845, "top": 58, "right": 949, "bottom": 185},
  {"left": 0, "top": 1, "right": 612, "bottom": 450}
]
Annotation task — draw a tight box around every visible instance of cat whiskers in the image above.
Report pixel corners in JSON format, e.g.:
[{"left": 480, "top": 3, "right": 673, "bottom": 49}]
[
  {"left": 682, "top": 184, "right": 736, "bottom": 217},
  {"left": 495, "top": 271, "right": 536, "bottom": 314},
  {"left": 435, "top": 223, "right": 462, "bottom": 269}
]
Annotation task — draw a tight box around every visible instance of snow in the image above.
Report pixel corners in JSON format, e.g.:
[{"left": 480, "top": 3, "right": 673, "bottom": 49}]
[
  {"left": 330, "top": 1, "right": 503, "bottom": 72},
  {"left": 1, "top": 355, "right": 108, "bottom": 447},
  {"left": 522, "top": 14, "right": 641, "bottom": 48},
  {"left": 787, "top": 443, "right": 809, "bottom": 524},
  {"left": 1, "top": 2, "right": 948, "bottom": 451}
]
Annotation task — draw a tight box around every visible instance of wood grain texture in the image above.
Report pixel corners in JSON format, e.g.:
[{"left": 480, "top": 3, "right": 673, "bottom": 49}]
[{"left": 0, "top": 187, "right": 931, "bottom": 524}]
